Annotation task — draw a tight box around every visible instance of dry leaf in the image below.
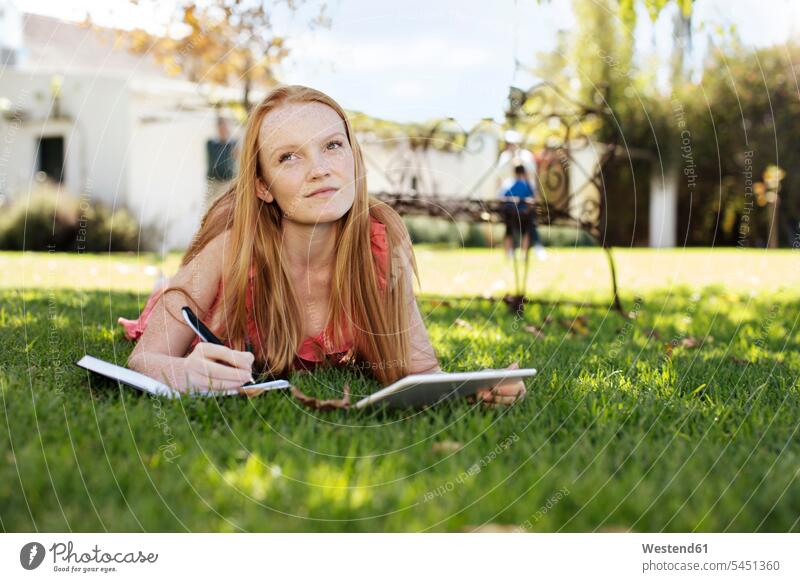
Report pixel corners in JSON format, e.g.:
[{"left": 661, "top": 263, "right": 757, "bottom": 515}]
[
  {"left": 431, "top": 440, "right": 464, "bottom": 453},
  {"left": 455, "top": 318, "right": 473, "bottom": 330},
  {"left": 573, "top": 320, "right": 590, "bottom": 335},
  {"left": 523, "top": 324, "right": 545, "bottom": 339},
  {"left": 240, "top": 386, "right": 270, "bottom": 398},
  {"left": 290, "top": 383, "right": 350, "bottom": 411},
  {"left": 664, "top": 335, "right": 714, "bottom": 356},
  {"left": 559, "top": 317, "right": 589, "bottom": 336},
  {"left": 642, "top": 328, "right": 661, "bottom": 340},
  {"left": 684, "top": 335, "right": 714, "bottom": 347}
]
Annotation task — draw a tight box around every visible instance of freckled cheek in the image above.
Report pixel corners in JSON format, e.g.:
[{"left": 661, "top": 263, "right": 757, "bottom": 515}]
[
  {"left": 270, "top": 170, "right": 305, "bottom": 204},
  {"left": 330, "top": 150, "right": 355, "bottom": 175},
  {"left": 279, "top": 165, "right": 306, "bottom": 185}
]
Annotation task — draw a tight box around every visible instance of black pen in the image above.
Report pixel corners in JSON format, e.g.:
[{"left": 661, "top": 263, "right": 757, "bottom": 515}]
[
  {"left": 180, "top": 305, "right": 225, "bottom": 345},
  {"left": 180, "top": 306, "right": 286, "bottom": 389}
]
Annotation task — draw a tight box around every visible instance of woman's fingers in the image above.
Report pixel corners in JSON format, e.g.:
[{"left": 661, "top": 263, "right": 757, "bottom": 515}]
[
  {"left": 492, "top": 395, "right": 521, "bottom": 405},
  {"left": 485, "top": 390, "right": 520, "bottom": 404},
  {"left": 196, "top": 343, "right": 254, "bottom": 370},
  {"left": 492, "top": 383, "right": 526, "bottom": 397},
  {"left": 475, "top": 382, "right": 526, "bottom": 406},
  {"left": 190, "top": 358, "right": 253, "bottom": 385},
  {"left": 188, "top": 344, "right": 255, "bottom": 390},
  {"left": 186, "top": 370, "right": 249, "bottom": 392},
  {"left": 474, "top": 364, "right": 527, "bottom": 407},
  {"left": 476, "top": 388, "right": 492, "bottom": 401}
]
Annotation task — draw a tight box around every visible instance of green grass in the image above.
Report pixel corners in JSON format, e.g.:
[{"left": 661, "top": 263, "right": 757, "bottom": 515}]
[{"left": 1, "top": 248, "right": 799, "bottom": 532}]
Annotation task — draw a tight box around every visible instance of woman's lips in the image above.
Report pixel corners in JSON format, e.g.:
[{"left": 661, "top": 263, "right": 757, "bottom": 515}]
[{"left": 307, "top": 188, "right": 337, "bottom": 198}]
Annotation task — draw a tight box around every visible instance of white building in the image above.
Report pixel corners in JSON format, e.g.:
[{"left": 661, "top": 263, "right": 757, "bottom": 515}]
[
  {"left": 0, "top": 8, "right": 504, "bottom": 251},
  {"left": 0, "top": 8, "right": 235, "bottom": 251}
]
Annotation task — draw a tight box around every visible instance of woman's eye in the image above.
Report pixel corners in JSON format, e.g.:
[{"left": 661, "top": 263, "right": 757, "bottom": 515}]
[{"left": 279, "top": 141, "right": 341, "bottom": 163}]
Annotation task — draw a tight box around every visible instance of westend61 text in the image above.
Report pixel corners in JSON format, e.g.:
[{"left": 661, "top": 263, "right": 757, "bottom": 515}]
[{"left": 642, "top": 543, "right": 708, "bottom": 554}]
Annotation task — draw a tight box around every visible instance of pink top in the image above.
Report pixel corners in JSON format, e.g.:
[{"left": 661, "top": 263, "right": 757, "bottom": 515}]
[{"left": 118, "top": 216, "right": 390, "bottom": 370}]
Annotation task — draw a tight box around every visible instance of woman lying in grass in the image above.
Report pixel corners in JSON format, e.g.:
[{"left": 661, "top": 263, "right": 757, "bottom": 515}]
[{"left": 120, "top": 85, "right": 526, "bottom": 406}]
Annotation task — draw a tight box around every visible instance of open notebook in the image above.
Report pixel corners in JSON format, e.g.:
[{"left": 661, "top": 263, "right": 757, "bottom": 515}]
[{"left": 75, "top": 355, "right": 289, "bottom": 399}]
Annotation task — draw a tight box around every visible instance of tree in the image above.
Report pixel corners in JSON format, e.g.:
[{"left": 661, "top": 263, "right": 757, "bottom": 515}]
[
  {"left": 672, "top": 41, "right": 800, "bottom": 247},
  {"left": 520, "top": 0, "right": 685, "bottom": 244},
  {"left": 114, "top": 0, "right": 330, "bottom": 109}
]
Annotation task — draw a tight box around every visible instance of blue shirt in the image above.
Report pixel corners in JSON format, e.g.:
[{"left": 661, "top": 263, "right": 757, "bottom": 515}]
[{"left": 503, "top": 179, "right": 535, "bottom": 211}]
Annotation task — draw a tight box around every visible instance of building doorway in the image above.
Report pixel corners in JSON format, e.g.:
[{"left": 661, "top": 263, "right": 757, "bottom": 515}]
[{"left": 37, "top": 136, "right": 65, "bottom": 183}]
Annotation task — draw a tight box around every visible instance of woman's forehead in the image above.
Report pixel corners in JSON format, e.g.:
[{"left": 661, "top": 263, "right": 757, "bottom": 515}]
[{"left": 259, "top": 102, "right": 345, "bottom": 150}]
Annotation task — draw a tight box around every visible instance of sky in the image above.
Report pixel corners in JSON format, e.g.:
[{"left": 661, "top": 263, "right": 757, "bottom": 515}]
[{"left": 15, "top": 0, "right": 800, "bottom": 127}]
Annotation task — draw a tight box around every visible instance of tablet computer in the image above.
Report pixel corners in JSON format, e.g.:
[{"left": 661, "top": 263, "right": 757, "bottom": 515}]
[{"left": 353, "top": 367, "right": 537, "bottom": 409}]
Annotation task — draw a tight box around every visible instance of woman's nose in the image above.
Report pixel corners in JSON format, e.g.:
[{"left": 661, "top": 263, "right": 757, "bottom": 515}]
[{"left": 308, "top": 154, "right": 332, "bottom": 178}]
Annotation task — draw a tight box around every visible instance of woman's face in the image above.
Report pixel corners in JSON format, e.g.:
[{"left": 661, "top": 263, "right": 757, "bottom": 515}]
[{"left": 256, "top": 101, "right": 356, "bottom": 225}]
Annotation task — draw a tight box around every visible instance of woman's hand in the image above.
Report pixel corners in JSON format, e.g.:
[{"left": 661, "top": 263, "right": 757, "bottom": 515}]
[
  {"left": 179, "top": 343, "right": 255, "bottom": 393},
  {"left": 474, "top": 362, "right": 527, "bottom": 407}
]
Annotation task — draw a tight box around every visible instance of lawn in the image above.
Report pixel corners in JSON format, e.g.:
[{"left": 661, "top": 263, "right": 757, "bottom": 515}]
[{"left": 1, "top": 247, "right": 798, "bottom": 532}]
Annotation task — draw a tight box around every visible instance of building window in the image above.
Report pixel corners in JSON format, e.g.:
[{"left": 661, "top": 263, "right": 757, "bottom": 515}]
[
  {"left": 206, "top": 139, "right": 236, "bottom": 181},
  {"left": 38, "top": 136, "right": 65, "bottom": 183}
]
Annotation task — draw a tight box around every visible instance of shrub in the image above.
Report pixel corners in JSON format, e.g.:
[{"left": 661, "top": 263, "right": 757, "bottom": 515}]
[
  {"left": 0, "top": 186, "right": 142, "bottom": 252},
  {"left": 402, "top": 216, "right": 597, "bottom": 248}
]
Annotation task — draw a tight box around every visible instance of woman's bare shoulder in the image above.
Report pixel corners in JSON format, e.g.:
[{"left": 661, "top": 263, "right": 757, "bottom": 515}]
[
  {"left": 207, "top": 230, "right": 234, "bottom": 261},
  {"left": 195, "top": 230, "right": 235, "bottom": 263},
  {"left": 170, "top": 230, "right": 232, "bottom": 294}
]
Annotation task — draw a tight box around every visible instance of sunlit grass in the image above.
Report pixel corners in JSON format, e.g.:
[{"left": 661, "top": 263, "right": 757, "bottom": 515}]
[
  {"left": 3, "top": 247, "right": 798, "bottom": 302},
  {"left": 0, "top": 248, "right": 798, "bottom": 531}
]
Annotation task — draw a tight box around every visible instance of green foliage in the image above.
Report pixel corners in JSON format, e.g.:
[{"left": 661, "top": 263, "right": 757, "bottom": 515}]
[
  {"left": 403, "top": 216, "right": 488, "bottom": 247},
  {"left": 0, "top": 187, "right": 142, "bottom": 252},
  {"left": 112, "top": 0, "right": 327, "bottom": 109},
  {"left": 402, "top": 216, "right": 597, "bottom": 247},
  {"left": 669, "top": 42, "right": 800, "bottom": 246},
  {"left": 531, "top": 1, "right": 797, "bottom": 246}
]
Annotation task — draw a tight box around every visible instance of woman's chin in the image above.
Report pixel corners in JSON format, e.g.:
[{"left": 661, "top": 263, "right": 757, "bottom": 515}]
[
  {"left": 303, "top": 199, "right": 355, "bottom": 225},
  {"left": 285, "top": 208, "right": 351, "bottom": 227}
]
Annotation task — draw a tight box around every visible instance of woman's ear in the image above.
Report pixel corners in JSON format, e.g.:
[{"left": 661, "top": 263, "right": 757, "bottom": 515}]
[{"left": 256, "top": 179, "right": 274, "bottom": 203}]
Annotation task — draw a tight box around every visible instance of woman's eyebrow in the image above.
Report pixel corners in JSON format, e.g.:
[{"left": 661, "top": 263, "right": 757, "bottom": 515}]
[{"left": 272, "top": 131, "right": 347, "bottom": 157}]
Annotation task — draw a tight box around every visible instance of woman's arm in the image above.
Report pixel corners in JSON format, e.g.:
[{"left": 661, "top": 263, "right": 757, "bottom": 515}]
[
  {"left": 127, "top": 231, "right": 254, "bottom": 391},
  {"left": 395, "top": 233, "right": 441, "bottom": 375},
  {"left": 405, "top": 293, "right": 442, "bottom": 375},
  {"left": 397, "top": 233, "right": 526, "bottom": 405}
]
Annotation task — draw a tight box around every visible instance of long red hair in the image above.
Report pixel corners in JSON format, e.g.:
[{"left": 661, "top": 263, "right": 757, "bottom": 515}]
[{"left": 162, "top": 85, "right": 416, "bottom": 385}]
